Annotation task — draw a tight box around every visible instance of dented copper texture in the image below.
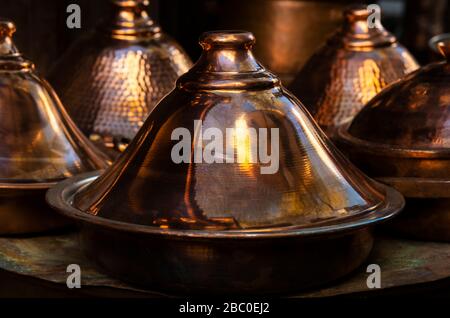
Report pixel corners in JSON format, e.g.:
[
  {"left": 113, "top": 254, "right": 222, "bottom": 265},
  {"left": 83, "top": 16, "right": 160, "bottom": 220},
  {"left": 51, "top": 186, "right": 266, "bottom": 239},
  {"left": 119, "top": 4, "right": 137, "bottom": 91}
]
[
  {"left": 289, "top": 6, "right": 419, "bottom": 138},
  {"left": 337, "top": 37, "right": 450, "bottom": 241},
  {"left": 47, "top": 31, "right": 404, "bottom": 293},
  {"left": 0, "top": 21, "right": 109, "bottom": 234},
  {"left": 48, "top": 0, "right": 192, "bottom": 154}
]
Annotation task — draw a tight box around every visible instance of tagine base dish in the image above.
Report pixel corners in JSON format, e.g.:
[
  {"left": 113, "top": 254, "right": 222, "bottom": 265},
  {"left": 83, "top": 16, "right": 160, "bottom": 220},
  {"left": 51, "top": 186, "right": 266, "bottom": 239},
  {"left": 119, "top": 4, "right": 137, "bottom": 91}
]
[
  {"left": 0, "top": 186, "right": 71, "bottom": 235},
  {"left": 337, "top": 126, "right": 450, "bottom": 242},
  {"left": 337, "top": 125, "right": 450, "bottom": 182},
  {"left": 1, "top": 231, "right": 450, "bottom": 297},
  {"left": 46, "top": 172, "right": 403, "bottom": 294}
]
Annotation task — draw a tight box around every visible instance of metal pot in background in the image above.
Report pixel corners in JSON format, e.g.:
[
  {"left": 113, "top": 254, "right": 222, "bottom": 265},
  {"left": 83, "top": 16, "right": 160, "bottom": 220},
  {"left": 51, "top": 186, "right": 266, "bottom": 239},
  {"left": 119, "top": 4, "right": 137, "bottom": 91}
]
[
  {"left": 0, "top": 21, "right": 109, "bottom": 235},
  {"left": 48, "top": 0, "right": 192, "bottom": 156},
  {"left": 289, "top": 5, "right": 419, "bottom": 139}
]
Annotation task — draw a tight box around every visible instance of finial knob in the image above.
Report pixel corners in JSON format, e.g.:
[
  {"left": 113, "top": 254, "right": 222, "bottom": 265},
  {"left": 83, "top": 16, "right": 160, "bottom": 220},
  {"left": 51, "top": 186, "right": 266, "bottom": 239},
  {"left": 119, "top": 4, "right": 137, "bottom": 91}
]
[{"left": 0, "top": 21, "right": 16, "bottom": 39}]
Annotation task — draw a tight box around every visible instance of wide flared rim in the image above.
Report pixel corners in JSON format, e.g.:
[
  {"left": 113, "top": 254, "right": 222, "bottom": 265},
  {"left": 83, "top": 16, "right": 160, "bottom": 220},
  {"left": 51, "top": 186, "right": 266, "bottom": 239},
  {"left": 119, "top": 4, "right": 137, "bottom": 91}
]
[{"left": 46, "top": 171, "right": 404, "bottom": 239}]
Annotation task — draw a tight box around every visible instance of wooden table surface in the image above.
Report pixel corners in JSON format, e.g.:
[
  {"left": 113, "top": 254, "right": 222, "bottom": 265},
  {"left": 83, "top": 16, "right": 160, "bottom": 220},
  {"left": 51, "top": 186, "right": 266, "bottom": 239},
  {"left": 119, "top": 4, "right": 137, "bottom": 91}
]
[{"left": 0, "top": 230, "right": 449, "bottom": 297}]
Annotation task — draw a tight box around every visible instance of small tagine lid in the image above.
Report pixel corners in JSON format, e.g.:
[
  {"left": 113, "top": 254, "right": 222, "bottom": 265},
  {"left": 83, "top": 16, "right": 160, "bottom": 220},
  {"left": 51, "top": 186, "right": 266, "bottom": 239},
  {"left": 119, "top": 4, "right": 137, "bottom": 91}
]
[
  {"left": 347, "top": 38, "right": 450, "bottom": 151},
  {"left": 0, "top": 21, "right": 109, "bottom": 185},
  {"left": 71, "top": 31, "right": 402, "bottom": 232}
]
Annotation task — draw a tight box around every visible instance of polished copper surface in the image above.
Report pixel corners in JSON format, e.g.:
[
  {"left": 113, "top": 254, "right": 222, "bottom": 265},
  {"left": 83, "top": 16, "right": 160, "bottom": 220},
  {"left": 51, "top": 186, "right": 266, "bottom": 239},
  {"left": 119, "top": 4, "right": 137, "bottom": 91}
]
[
  {"left": 337, "top": 37, "right": 450, "bottom": 241},
  {"left": 289, "top": 5, "right": 419, "bottom": 138},
  {"left": 0, "top": 21, "right": 109, "bottom": 234},
  {"left": 48, "top": 0, "right": 192, "bottom": 154},
  {"left": 47, "top": 31, "right": 403, "bottom": 293}
]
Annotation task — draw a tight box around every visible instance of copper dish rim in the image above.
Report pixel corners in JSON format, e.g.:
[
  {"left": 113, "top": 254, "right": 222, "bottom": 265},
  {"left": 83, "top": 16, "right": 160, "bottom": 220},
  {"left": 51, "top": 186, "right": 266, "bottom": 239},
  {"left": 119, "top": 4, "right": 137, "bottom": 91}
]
[
  {"left": 337, "top": 123, "right": 450, "bottom": 198},
  {"left": 376, "top": 177, "right": 450, "bottom": 199},
  {"left": 46, "top": 171, "right": 404, "bottom": 239},
  {"left": 337, "top": 123, "right": 450, "bottom": 158},
  {"left": 0, "top": 181, "right": 57, "bottom": 191},
  {"left": 429, "top": 33, "right": 450, "bottom": 54}
]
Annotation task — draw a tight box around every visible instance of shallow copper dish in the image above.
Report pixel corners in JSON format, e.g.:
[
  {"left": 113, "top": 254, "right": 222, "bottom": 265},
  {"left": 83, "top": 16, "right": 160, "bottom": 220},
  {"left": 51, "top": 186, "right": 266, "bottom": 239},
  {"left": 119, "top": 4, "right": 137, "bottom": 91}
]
[
  {"left": 47, "top": 31, "right": 403, "bottom": 294},
  {"left": 0, "top": 21, "right": 109, "bottom": 234},
  {"left": 337, "top": 38, "right": 450, "bottom": 241},
  {"left": 48, "top": 0, "right": 192, "bottom": 155},
  {"left": 289, "top": 5, "right": 419, "bottom": 138}
]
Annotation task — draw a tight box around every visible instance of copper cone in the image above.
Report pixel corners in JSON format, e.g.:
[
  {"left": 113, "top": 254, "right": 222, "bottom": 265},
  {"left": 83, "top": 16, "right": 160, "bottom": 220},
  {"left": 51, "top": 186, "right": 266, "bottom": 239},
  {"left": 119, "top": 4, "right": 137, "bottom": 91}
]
[
  {"left": 338, "top": 36, "right": 450, "bottom": 241},
  {"left": 48, "top": 0, "right": 192, "bottom": 155},
  {"left": 289, "top": 5, "right": 419, "bottom": 138},
  {"left": 0, "top": 21, "right": 109, "bottom": 234},
  {"left": 47, "top": 31, "right": 403, "bottom": 293}
]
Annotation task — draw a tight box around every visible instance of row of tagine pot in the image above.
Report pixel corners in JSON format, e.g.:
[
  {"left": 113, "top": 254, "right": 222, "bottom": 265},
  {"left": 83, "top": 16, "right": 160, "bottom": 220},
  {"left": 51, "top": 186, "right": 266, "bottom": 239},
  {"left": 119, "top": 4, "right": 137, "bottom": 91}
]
[{"left": 0, "top": 6, "right": 445, "bottom": 295}]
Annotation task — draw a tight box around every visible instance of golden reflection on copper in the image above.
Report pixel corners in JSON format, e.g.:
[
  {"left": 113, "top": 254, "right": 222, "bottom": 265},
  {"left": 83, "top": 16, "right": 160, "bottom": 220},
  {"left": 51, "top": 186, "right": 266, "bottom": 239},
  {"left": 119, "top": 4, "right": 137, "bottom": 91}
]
[
  {"left": 289, "top": 5, "right": 419, "bottom": 139},
  {"left": 48, "top": 0, "right": 192, "bottom": 154}
]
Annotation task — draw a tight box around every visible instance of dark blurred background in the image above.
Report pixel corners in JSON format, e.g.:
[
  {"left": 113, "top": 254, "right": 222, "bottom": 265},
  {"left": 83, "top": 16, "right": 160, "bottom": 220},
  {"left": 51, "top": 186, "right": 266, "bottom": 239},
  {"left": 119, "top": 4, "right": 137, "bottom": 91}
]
[{"left": 1, "top": 0, "right": 449, "bottom": 82}]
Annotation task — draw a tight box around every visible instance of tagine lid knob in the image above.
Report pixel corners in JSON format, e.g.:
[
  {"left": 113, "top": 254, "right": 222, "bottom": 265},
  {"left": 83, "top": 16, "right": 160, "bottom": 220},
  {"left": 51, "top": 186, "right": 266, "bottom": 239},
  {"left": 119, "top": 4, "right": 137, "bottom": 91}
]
[
  {"left": 437, "top": 41, "right": 450, "bottom": 62},
  {"left": 107, "top": 0, "right": 160, "bottom": 39},
  {"left": 178, "top": 30, "right": 279, "bottom": 90},
  {"left": 338, "top": 5, "right": 396, "bottom": 48},
  {"left": 0, "top": 20, "right": 33, "bottom": 69}
]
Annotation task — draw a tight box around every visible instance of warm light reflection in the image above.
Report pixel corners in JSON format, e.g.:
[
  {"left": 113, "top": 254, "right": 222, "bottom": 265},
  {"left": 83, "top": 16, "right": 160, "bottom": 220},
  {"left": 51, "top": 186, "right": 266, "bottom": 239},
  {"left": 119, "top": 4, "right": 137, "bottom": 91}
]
[
  {"left": 122, "top": 51, "right": 146, "bottom": 127},
  {"left": 358, "top": 59, "right": 383, "bottom": 105},
  {"left": 234, "top": 117, "right": 256, "bottom": 175}
]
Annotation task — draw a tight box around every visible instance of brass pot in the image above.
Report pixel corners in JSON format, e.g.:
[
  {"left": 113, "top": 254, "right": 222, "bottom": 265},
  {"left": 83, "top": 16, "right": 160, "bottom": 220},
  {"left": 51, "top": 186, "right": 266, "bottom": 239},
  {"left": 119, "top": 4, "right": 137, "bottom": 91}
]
[
  {"left": 0, "top": 21, "right": 109, "bottom": 234},
  {"left": 337, "top": 37, "right": 450, "bottom": 241},
  {"left": 289, "top": 5, "right": 419, "bottom": 138},
  {"left": 47, "top": 31, "right": 403, "bottom": 294},
  {"left": 48, "top": 0, "right": 192, "bottom": 155}
]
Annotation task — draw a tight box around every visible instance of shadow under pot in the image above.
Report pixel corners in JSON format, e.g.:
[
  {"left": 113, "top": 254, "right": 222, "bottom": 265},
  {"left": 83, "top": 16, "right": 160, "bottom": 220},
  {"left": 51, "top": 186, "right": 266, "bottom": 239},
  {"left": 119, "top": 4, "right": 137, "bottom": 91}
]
[
  {"left": 337, "top": 38, "right": 450, "bottom": 242},
  {"left": 47, "top": 31, "right": 403, "bottom": 294}
]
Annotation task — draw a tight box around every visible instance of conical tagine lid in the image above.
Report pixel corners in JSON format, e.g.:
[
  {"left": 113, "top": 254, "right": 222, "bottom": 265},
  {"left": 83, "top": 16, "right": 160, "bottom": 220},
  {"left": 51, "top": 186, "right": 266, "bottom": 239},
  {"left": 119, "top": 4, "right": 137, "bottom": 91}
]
[
  {"left": 289, "top": 5, "right": 419, "bottom": 138},
  {"left": 48, "top": 0, "right": 192, "bottom": 152},
  {"left": 347, "top": 39, "right": 450, "bottom": 151},
  {"left": 0, "top": 21, "right": 109, "bottom": 185},
  {"left": 72, "top": 31, "right": 402, "bottom": 231}
]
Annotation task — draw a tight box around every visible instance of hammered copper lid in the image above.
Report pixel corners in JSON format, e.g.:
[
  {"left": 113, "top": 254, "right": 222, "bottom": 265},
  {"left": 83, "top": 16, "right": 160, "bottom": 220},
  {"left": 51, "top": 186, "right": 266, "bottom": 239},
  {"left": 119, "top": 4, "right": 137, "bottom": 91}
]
[
  {"left": 289, "top": 5, "right": 419, "bottom": 138},
  {"left": 347, "top": 39, "right": 450, "bottom": 151},
  {"left": 48, "top": 0, "right": 192, "bottom": 153},
  {"left": 0, "top": 21, "right": 109, "bottom": 185},
  {"left": 338, "top": 38, "right": 450, "bottom": 180},
  {"left": 66, "top": 31, "right": 403, "bottom": 232}
]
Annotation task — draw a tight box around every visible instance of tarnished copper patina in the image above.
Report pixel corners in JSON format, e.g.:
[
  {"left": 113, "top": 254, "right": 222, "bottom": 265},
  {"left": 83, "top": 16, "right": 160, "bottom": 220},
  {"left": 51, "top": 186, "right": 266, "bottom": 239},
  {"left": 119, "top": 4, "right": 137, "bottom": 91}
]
[
  {"left": 48, "top": 0, "right": 192, "bottom": 155},
  {"left": 289, "top": 5, "right": 419, "bottom": 138},
  {"left": 338, "top": 37, "right": 450, "bottom": 241},
  {"left": 0, "top": 21, "right": 109, "bottom": 234},
  {"left": 47, "top": 31, "right": 403, "bottom": 294}
]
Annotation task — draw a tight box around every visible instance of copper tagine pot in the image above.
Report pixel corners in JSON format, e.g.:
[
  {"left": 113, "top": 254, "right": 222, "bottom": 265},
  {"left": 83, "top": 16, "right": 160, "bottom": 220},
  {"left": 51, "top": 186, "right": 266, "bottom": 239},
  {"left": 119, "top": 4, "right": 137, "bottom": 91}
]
[
  {"left": 289, "top": 5, "right": 419, "bottom": 138},
  {"left": 0, "top": 21, "right": 109, "bottom": 235},
  {"left": 47, "top": 31, "right": 403, "bottom": 294},
  {"left": 48, "top": 0, "right": 192, "bottom": 155},
  {"left": 338, "top": 38, "right": 450, "bottom": 241}
]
